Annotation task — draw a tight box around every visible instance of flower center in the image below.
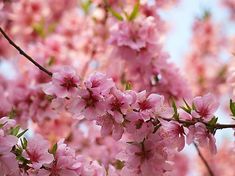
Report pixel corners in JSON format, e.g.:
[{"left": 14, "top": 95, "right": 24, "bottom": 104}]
[{"left": 60, "top": 77, "right": 77, "bottom": 91}]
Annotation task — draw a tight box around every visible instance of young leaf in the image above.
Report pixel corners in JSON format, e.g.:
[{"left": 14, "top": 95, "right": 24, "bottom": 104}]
[
  {"left": 208, "top": 116, "right": 218, "bottom": 126},
  {"left": 183, "top": 99, "right": 191, "bottom": 111},
  {"left": 20, "top": 137, "right": 28, "bottom": 149},
  {"left": 125, "top": 82, "right": 132, "bottom": 90},
  {"left": 114, "top": 160, "right": 125, "bottom": 170},
  {"left": 17, "top": 129, "right": 28, "bottom": 138},
  {"left": 81, "top": 0, "right": 92, "bottom": 14},
  {"left": 128, "top": 1, "right": 140, "bottom": 21},
  {"left": 172, "top": 100, "right": 179, "bottom": 120},
  {"left": 11, "top": 126, "right": 20, "bottom": 136},
  {"left": 49, "top": 143, "right": 58, "bottom": 156},
  {"left": 108, "top": 8, "right": 123, "bottom": 21},
  {"left": 0, "top": 122, "right": 7, "bottom": 128},
  {"left": 230, "top": 99, "right": 235, "bottom": 116},
  {"left": 8, "top": 109, "right": 17, "bottom": 119}
]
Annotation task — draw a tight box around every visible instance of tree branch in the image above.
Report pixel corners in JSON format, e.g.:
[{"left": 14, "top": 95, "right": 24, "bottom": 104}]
[
  {"left": 194, "top": 143, "right": 214, "bottom": 176},
  {"left": 0, "top": 27, "right": 52, "bottom": 77},
  {"left": 160, "top": 117, "right": 235, "bottom": 130}
]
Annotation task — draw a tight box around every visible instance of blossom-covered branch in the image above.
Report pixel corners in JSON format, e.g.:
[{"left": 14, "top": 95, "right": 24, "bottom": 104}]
[
  {"left": 0, "top": 27, "right": 53, "bottom": 77},
  {"left": 1, "top": 0, "right": 235, "bottom": 175}
]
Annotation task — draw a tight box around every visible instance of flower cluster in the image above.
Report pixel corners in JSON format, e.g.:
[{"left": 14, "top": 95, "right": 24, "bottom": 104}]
[
  {"left": 1, "top": 0, "right": 235, "bottom": 175},
  {"left": 41, "top": 67, "right": 221, "bottom": 175},
  {"left": 0, "top": 116, "right": 108, "bottom": 176}
]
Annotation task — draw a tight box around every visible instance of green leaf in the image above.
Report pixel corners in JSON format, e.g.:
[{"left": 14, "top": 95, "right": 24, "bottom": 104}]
[
  {"left": 208, "top": 116, "right": 218, "bottom": 126},
  {"left": 183, "top": 99, "right": 191, "bottom": 111},
  {"left": 172, "top": 100, "right": 179, "bottom": 120},
  {"left": 17, "top": 129, "right": 28, "bottom": 138},
  {"left": 0, "top": 122, "right": 7, "bottom": 128},
  {"left": 108, "top": 7, "right": 123, "bottom": 21},
  {"left": 180, "top": 106, "right": 191, "bottom": 114},
  {"left": 16, "top": 155, "right": 30, "bottom": 164},
  {"left": 48, "top": 56, "right": 56, "bottom": 66},
  {"left": 114, "top": 160, "right": 125, "bottom": 170},
  {"left": 49, "top": 143, "right": 58, "bottom": 156},
  {"left": 125, "top": 82, "right": 132, "bottom": 90},
  {"left": 180, "top": 99, "right": 192, "bottom": 113},
  {"left": 20, "top": 137, "right": 28, "bottom": 149},
  {"left": 128, "top": 1, "right": 140, "bottom": 21},
  {"left": 230, "top": 99, "right": 235, "bottom": 116},
  {"left": 8, "top": 108, "right": 17, "bottom": 119},
  {"left": 10, "top": 126, "right": 20, "bottom": 136},
  {"left": 153, "top": 124, "right": 161, "bottom": 133},
  {"left": 81, "top": 0, "right": 92, "bottom": 14},
  {"left": 32, "top": 20, "right": 46, "bottom": 38}
]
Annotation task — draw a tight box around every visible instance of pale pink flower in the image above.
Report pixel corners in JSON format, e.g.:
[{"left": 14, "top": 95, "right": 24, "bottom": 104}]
[
  {"left": 43, "top": 66, "right": 80, "bottom": 98},
  {"left": 38, "top": 140, "right": 82, "bottom": 176},
  {"left": 81, "top": 160, "right": 106, "bottom": 176},
  {"left": 192, "top": 93, "right": 219, "bottom": 121},
  {"left": 84, "top": 72, "right": 115, "bottom": 95},
  {"left": 0, "top": 116, "right": 16, "bottom": 131},
  {"left": 179, "top": 110, "right": 193, "bottom": 121},
  {"left": 109, "top": 16, "right": 161, "bottom": 64},
  {"left": 0, "top": 135, "right": 19, "bottom": 175},
  {"left": 160, "top": 121, "right": 186, "bottom": 151},
  {"left": 187, "top": 122, "right": 217, "bottom": 154},
  {"left": 117, "top": 134, "right": 172, "bottom": 176},
  {"left": 96, "top": 113, "right": 124, "bottom": 140},
  {"left": 135, "top": 91, "right": 164, "bottom": 121},
  {"left": 107, "top": 88, "right": 132, "bottom": 123},
  {"left": 69, "top": 89, "right": 107, "bottom": 120},
  {"left": 23, "top": 134, "right": 53, "bottom": 169},
  {"left": 125, "top": 112, "right": 154, "bottom": 142}
]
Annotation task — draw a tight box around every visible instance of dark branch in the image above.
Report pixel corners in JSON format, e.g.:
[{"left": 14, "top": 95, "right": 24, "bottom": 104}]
[
  {"left": 160, "top": 117, "right": 235, "bottom": 130},
  {"left": 194, "top": 143, "right": 214, "bottom": 176},
  {"left": 0, "top": 27, "right": 52, "bottom": 77}
]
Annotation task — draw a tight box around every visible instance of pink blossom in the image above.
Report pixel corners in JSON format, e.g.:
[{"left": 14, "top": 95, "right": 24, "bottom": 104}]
[
  {"left": 107, "top": 88, "right": 133, "bottom": 123},
  {"left": 69, "top": 89, "right": 107, "bottom": 120},
  {"left": 0, "top": 116, "right": 16, "bottom": 131},
  {"left": 135, "top": 91, "right": 164, "bottom": 121},
  {"left": 0, "top": 135, "right": 19, "bottom": 175},
  {"left": 97, "top": 113, "right": 124, "bottom": 140},
  {"left": 43, "top": 66, "right": 80, "bottom": 98},
  {"left": 23, "top": 134, "right": 53, "bottom": 169},
  {"left": 125, "top": 111, "right": 154, "bottom": 141},
  {"left": 109, "top": 16, "right": 160, "bottom": 62},
  {"left": 192, "top": 93, "right": 219, "bottom": 121},
  {"left": 117, "top": 134, "right": 172, "bottom": 176},
  {"left": 187, "top": 122, "right": 217, "bottom": 154},
  {"left": 38, "top": 140, "right": 82, "bottom": 176},
  {"left": 178, "top": 110, "right": 192, "bottom": 121},
  {"left": 160, "top": 121, "right": 186, "bottom": 151},
  {"left": 84, "top": 72, "right": 115, "bottom": 95}
]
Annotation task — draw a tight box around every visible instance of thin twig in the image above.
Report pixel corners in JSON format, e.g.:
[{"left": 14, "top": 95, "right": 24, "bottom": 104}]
[
  {"left": 194, "top": 143, "right": 214, "bottom": 176},
  {"left": 0, "top": 27, "right": 52, "bottom": 77}
]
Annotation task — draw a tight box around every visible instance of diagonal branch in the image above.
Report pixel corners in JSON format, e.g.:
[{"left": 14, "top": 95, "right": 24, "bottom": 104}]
[
  {"left": 194, "top": 143, "right": 214, "bottom": 176},
  {"left": 0, "top": 27, "right": 52, "bottom": 77}
]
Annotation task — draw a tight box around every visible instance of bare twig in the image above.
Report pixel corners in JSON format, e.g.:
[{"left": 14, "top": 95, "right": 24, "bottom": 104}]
[
  {"left": 194, "top": 143, "right": 214, "bottom": 176},
  {"left": 0, "top": 27, "right": 52, "bottom": 77}
]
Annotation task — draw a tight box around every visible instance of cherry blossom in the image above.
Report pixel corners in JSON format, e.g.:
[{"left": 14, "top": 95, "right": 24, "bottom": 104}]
[{"left": 23, "top": 134, "right": 53, "bottom": 169}]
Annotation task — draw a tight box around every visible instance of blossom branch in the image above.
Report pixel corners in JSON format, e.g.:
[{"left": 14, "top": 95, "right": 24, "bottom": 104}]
[
  {"left": 0, "top": 27, "right": 52, "bottom": 77},
  {"left": 159, "top": 117, "right": 235, "bottom": 130},
  {"left": 194, "top": 143, "right": 214, "bottom": 176}
]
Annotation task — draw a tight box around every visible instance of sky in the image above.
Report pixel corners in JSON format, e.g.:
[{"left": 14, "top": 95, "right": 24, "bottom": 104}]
[{"left": 160, "top": 0, "right": 231, "bottom": 66}]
